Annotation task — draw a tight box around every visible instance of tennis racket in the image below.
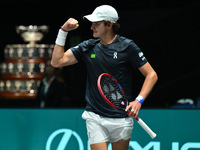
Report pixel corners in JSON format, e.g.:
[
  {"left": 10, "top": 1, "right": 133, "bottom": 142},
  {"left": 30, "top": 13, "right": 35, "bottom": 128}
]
[{"left": 97, "top": 73, "right": 157, "bottom": 139}]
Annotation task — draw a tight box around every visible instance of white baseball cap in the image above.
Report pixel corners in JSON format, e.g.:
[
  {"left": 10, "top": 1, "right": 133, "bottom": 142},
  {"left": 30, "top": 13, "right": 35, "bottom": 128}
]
[{"left": 83, "top": 5, "right": 118, "bottom": 23}]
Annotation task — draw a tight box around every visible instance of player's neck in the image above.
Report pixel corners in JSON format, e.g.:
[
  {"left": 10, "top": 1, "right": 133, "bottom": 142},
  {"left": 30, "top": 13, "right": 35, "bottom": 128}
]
[{"left": 100, "top": 33, "right": 117, "bottom": 46}]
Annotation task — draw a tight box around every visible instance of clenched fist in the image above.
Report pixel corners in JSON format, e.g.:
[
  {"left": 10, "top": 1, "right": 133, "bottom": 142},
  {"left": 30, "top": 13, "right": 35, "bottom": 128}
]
[{"left": 61, "top": 18, "right": 79, "bottom": 32}]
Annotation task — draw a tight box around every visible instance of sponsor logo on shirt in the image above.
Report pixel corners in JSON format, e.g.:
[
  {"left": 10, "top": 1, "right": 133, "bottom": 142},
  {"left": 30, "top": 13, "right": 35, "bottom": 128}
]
[
  {"left": 113, "top": 52, "right": 118, "bottom": 59},
  {"left": 138, "top": 52, "right": 146, "bottom": 61},
  {"left": 90, "top": 54, "right": 96, "bottom": 58}
]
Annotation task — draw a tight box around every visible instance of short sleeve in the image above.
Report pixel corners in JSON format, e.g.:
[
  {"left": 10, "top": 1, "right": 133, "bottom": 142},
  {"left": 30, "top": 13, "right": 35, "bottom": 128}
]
[
  {"left": 127, "top": 41, "right": 148, "bottom": 68},
  {"left": 70, "top": 43, "right": 85, "bottom": 62}
]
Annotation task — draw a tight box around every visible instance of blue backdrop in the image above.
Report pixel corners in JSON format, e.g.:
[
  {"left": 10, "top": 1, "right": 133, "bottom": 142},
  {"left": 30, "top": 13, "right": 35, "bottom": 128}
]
[{"left": 0, "top": 109, "right": 199, "bottom": 150}]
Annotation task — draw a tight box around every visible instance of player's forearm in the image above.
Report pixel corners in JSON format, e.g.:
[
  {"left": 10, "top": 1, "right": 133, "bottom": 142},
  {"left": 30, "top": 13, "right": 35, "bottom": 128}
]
[{"left": 138, "top": 71, "right": 158, "bottom": 100}]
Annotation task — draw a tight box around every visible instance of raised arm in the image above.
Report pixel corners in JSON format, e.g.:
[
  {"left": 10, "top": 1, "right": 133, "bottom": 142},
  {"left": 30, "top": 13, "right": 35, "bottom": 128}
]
[{"left": 51, "top": 18, "right": 79, "bottom": 68}]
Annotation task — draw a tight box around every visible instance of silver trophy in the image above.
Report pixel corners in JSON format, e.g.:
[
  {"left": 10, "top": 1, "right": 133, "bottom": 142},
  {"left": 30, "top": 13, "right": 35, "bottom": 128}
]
[
  {"left": 27, "top": 47, "right": 34, "bottom": 58},
  {"left": 26, "top": 80, "right": 35, "bottom": 93},
  {"left": 0, "top": 81, "right": 4, "bottom": 92},
  {"left": 8, "top": 63, "right": 14, "bottom": 74},
  {"left": 26, "top": 81, "right": 32, "bottom": 92},
  {"left": 39, "top": 63, "right": 45, "bottom": 73},
  {"left": 9, "top": 47, "right": 14, "bottom": 58},
  {"left": 1, "top": 63, "right": 7, "bottom": 74},
  {"left": 20, "top": 81, "right": 27, "bottom": 93},
  {"left": 6, "top": 80, "right": 11, "bottom": 91},
  {"left": 14, "top": 81, "right": 21, "bottom": 92},
  {"left": 17, "top": 47, "right": 23, "bottom": 58},
  {"left": 16, "top": 25, "right": 49, "bottom": 45},
  {"left": 17, "top": 63, "right": 24, "bottom": 75},
  {"left": 39, "top": 47, "right": 45, "bottom": 58},
  {"left": 27, "top": 63, "right": 35, "bottom": 75}
]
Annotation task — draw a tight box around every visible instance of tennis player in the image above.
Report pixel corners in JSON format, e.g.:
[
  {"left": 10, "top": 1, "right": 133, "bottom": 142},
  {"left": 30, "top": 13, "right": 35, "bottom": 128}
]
[{"left": 51, "top": 5, "right": 158, "bottom": 150}]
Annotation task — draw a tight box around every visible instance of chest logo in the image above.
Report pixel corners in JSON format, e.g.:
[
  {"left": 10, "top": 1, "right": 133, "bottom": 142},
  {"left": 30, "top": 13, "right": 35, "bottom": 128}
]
[
  {"left": 113, "top": 52, "right": 118, "bottom": 59},
  {"left": 91, "top": 54, "right": 96, "bottom": 58}
]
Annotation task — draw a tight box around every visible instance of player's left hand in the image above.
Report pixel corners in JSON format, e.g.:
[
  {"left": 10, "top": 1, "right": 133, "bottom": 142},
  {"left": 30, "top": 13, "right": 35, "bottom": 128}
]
[{"left": 125, "top": 100, "right": 141, "bottom": 119}]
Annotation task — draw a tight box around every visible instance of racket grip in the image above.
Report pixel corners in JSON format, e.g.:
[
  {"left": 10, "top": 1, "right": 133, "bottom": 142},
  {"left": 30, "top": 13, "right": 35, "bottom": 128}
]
[{"left": 137, "top": 118, "right": 157, "bottom": 139}]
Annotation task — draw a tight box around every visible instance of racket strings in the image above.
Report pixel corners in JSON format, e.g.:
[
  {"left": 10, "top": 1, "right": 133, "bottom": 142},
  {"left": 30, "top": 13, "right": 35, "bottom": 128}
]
[{"left": 101, "top": 76, "right": 127, "bottom": 109}]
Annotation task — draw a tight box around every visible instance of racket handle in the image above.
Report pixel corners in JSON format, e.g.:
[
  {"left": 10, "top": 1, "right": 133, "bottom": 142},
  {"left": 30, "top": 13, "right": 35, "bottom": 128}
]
[{"left": 137, "top": 117, "right": 157, "bottom": 139}]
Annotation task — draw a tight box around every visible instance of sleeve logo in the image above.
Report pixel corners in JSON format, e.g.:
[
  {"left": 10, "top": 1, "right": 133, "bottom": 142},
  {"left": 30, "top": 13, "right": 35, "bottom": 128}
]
[{"left": 138, "top": 52, "right": 146, "bottom": 61}]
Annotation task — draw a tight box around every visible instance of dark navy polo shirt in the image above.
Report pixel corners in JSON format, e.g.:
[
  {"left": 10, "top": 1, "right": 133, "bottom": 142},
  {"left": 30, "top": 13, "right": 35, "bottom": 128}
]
[{"left": 70, "top": 35, "right": 147, "bottom": 118}]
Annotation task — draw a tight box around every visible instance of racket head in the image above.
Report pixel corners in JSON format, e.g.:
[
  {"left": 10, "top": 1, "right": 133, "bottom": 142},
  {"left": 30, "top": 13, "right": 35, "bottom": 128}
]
[{"left": 97, "top": 73, "right": 129, "bottom": 113}]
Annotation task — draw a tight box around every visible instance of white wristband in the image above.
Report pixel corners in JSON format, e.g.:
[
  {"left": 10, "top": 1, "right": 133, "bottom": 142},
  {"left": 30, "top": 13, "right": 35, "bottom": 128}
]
[{"left": 55, "top": 29, "right": 68, "bottom": 46}]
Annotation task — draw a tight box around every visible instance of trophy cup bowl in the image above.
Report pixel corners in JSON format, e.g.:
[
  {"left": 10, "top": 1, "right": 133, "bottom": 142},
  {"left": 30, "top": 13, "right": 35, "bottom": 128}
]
[{"left": 16, "top": 25, "right": 49, "bottom": 45}]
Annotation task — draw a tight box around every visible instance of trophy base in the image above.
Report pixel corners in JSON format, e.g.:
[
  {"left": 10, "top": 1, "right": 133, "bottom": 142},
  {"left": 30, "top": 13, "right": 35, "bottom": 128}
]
[{"left": 0, "top": 92, "right": 36, "bottom": 99}]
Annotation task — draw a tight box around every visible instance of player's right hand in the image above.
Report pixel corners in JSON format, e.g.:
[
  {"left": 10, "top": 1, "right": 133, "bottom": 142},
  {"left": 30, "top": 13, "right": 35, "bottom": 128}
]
[{"left": 61, "top": 18, "right": 79, "bottom": 32}]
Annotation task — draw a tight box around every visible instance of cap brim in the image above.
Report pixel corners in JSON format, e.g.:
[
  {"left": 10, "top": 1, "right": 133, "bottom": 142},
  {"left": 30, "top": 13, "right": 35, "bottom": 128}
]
[{"left": 83, "top": 14, "right": 103, "bottom": 22}]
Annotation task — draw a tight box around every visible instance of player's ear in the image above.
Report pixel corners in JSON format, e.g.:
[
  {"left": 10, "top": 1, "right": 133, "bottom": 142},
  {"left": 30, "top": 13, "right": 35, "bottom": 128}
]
[
  {"left": 104, "top": 21, "right": 112, "bottom": 28},
  {"left": 107, "top": 22, "right": 113, "bottom": 29},
  {"left": 109, "top": 22, "right": 112, "bottom": 27}
]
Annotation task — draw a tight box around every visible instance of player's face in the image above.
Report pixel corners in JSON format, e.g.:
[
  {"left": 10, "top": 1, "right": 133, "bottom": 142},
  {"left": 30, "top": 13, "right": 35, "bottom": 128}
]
[{"left": 91, "top": 21, "right": 107, "bottom": 38}]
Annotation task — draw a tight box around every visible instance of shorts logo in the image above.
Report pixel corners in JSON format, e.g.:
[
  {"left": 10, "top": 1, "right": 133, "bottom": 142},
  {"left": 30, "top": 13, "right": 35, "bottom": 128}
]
[{"left": 113, "top": 52, "right": 117, "bottom": 59}]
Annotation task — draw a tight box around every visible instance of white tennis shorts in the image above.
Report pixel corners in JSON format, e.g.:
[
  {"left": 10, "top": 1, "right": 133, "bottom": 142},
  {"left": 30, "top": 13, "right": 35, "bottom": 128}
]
[{"left": 82, "top": 111, "right": 134, "bottom": 145}]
